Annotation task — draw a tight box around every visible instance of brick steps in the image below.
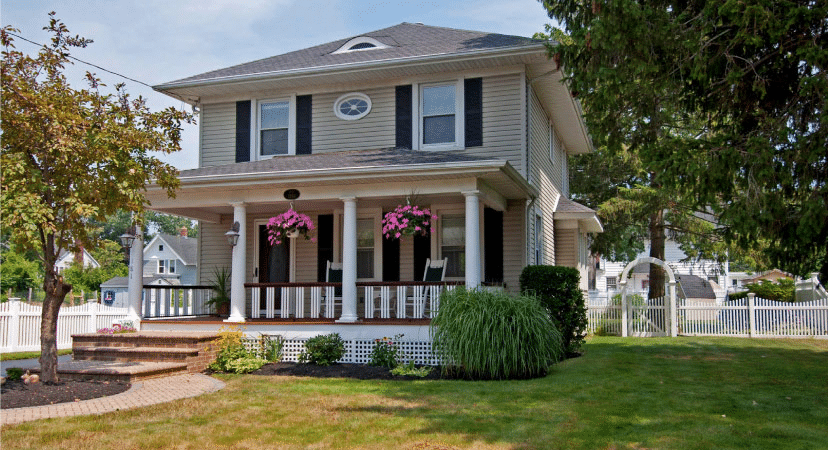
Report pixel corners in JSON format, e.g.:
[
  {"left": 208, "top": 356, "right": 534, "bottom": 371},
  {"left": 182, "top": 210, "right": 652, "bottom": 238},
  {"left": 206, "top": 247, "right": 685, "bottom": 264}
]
[{"left": 57, "top": 331, "right": 221, "bottom": 382}]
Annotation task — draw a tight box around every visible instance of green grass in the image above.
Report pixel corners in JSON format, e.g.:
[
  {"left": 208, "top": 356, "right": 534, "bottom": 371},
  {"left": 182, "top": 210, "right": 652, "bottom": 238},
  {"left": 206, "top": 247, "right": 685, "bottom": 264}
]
[
  {"left": 2, "top": 337, "right": 826, "bottom": 449},
  {"left": 1, "top": 349, "right": 72, "bottom": 361}
]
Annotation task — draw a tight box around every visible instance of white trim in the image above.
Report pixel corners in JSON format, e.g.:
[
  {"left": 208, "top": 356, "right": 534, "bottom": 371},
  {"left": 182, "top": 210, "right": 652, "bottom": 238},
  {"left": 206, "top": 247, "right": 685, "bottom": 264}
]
[
  {"left": 255, "top": 96, "right": 295, "bottom": 159},
  {"left": 333, "top": 92, "right": 372, "bottom": 120},
  {"left": 331, "top": 36, "right": 391, "bottom": 54}
]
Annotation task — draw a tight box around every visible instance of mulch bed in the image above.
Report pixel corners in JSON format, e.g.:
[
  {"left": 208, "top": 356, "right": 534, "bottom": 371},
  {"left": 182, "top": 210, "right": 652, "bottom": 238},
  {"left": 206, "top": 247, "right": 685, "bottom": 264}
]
[
  {"left": 1, "top": 379, "right": 131, "bottom": 410},
  {"left": 251, "top": 362, "right": 445, "bottom": 380}
]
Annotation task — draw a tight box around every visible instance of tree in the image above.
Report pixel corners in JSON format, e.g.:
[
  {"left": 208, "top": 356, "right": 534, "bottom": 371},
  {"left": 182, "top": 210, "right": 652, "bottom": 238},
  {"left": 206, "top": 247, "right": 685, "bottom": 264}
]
[
  {"left": 145, "top": 211, "right": 199, "bottom": 238},
  {"left": 1, "top": 15, "right": 191, "bottom": 382},
  {"left": 540, "top": 0, "right": 828, "bottom": 280},
  {"left": 1, "top": 250, "right": 43, "bottom": 296}
]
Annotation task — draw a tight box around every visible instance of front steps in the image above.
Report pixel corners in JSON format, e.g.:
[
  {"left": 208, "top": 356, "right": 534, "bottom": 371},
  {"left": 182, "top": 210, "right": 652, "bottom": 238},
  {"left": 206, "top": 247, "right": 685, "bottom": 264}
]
[{"left": 37, "top": 331, "right": 221, "bottom": 382}]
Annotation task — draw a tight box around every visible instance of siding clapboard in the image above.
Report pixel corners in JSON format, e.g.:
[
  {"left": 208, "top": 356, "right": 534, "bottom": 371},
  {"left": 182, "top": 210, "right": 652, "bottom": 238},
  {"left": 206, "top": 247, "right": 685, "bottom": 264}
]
[
  {"left": 502, "top": 200, "right": 526, "bottom": 294},
  {"left": 312, "top": 88, "right": 396, "bottom": 153},
  {"left": 200, "top": 102, "right": 237, "bottom": 168}
]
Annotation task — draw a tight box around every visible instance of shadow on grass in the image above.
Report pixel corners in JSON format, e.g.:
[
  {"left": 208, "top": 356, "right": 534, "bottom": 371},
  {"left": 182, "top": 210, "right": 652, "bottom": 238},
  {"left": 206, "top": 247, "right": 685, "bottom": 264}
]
[{"left": 336, "top": 337, "right": 828, "bottom": 450}]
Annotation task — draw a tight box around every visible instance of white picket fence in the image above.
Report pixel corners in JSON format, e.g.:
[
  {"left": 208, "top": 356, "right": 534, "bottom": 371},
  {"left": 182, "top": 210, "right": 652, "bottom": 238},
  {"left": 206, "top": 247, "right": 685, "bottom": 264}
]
[
  {"left": 587, "top": 294, "right": 828, "bottom": 338},
  {"left": 0, "top": 300, "right": 129, "bottom": 353}
]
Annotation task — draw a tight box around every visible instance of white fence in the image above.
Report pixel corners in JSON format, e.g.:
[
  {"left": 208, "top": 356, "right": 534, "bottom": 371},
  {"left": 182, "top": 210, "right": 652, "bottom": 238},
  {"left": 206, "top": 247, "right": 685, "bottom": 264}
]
[
  {"left": 587, "top": 294, "right": 828, "bottom": 338},
  {"left": 0, "top": 300, "right": 129, "bottom": 353},
  {"left": 242, "top": 336, "right": 441, "bottom": 366}
]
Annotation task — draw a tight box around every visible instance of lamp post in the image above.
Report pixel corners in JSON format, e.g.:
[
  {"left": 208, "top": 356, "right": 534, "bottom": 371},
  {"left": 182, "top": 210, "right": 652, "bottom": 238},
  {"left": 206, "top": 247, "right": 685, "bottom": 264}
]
[{"left": 119, "top": 227, "right": 136, "bottom": 263}]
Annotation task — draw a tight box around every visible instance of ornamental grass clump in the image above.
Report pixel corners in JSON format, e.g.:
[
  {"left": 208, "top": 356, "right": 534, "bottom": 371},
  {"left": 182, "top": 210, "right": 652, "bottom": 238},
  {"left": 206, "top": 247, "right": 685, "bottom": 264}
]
[{"left": 431, "top": 287, "right": 563, "bottom": 380}]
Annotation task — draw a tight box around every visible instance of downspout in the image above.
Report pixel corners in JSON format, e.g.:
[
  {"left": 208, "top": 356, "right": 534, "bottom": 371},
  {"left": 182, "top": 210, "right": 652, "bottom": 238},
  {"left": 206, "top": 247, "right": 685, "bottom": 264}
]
[{"left": 525, "top": 74, "right": 534, "bottom": 266}]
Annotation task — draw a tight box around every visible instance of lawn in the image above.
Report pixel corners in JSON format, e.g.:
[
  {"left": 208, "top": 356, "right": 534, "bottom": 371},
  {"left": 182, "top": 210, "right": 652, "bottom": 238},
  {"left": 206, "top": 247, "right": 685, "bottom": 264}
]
[
  {"left": 0, "top": 349, "right": 73, "bottom": 361},
  {"left": 2, "top": 336, "right": 826, "bottom": 449}
]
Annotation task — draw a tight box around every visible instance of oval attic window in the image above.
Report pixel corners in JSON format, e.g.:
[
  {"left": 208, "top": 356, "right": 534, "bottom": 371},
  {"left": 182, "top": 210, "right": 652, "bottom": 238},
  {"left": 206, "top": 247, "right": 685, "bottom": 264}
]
[{"left": 334, "top": 93, "right": 372, "bottom": 121}]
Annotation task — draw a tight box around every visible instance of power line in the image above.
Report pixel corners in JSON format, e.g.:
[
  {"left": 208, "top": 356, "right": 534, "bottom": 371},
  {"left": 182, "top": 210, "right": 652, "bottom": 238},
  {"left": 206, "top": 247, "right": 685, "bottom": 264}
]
[{"left": 7, "top": 31, "right": 153, "bottom": 89}]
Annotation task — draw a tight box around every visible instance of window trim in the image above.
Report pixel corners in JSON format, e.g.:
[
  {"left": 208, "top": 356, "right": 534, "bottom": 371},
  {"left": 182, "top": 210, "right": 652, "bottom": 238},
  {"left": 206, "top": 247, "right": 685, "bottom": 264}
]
[
  {"left": 535, "top": 213, "right": 543, "bottom": 265},
  {"left": 157, "top": 259, "right": 166, "bottom": 274},
  {"left": 434, "top": 208, "right": 466, "bottom": 280},
  {"left": 413, "top": 79, "right": 465, "bottom": 151},
  {"left": 333, "top": 92, "right": 372, "bottom": 121},
  {"left": 168, "top": 259, "right": 176, "bottom": 274},
  {"left": 256, "top": 96, "right": 296, "bottom": 159}
]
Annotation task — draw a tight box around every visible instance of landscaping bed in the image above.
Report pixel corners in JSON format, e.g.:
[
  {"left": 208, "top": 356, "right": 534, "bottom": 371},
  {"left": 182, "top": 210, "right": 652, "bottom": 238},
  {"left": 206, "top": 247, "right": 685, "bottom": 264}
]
[
  {"left": 251, "top": 362, "right": 444, "bottom": 380},
  {"left": 1, "top": 379, "right": 131, "bottom": 409}
]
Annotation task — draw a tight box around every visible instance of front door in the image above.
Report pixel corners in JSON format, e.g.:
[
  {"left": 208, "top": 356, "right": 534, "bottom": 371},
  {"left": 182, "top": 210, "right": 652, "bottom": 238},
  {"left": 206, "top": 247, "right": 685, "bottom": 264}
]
[{"left": 258, "top": 224, "right": 290, "bottom": 314}]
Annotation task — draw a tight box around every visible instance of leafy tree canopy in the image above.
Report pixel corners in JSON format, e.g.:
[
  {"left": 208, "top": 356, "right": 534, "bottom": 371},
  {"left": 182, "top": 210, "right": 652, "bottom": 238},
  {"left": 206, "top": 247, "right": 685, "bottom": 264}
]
[
  {"left": 1, "top": 14, "right": 192, "bottom": 381},
  {"left": 541, "top": 0, "right": 828, "bottom": 279}
]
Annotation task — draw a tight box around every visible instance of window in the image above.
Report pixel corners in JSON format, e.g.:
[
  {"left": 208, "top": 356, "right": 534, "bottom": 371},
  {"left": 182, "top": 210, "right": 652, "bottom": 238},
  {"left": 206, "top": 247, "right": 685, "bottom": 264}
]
[
  {"left": 356, "top": 219, "right": 374, "bottom": 279},
  {"left": 606, "top": 276, "right": 617, "bottom": 290},
  {"left": 157, "top": 259, "right": 166, "bottom": 274},
  {"left": 421, "top": 83, "right": 456, "bottom": 146},
  {"left": 168, "top": 259, "right": 176, "bottom": 274},
  {"left": 549, "top": 124, "right": 556, "bottom": 165},
  {"left": 441, "top": 216, "right": 465, "bottom": 277},
  {"left": 259, "top": 100, "right": 290, "bottom": 157},
  {"left": 535, "top": 214, "right": 543, "bottom": 264},
  {"left": 334, "top": 93, "right": 371, "bottom": 121},
  {"left": 158, "top": 244, "right": 164, "bottom": 251},
  {"left": 331, "top": 37, "right": 390, "bottom": 54}
]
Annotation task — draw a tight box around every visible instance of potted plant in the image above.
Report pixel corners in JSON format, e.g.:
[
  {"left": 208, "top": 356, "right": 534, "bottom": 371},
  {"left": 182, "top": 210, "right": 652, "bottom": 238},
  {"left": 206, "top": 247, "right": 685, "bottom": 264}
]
[
  {"left": 206, "top": 267, "right": 231, "bottom": 316},
  {"left": 382, "top": 204, "right": 435, "bottom": 239},
  {"left": 266, "top": 208, "right": 316, "bottom": 245}
]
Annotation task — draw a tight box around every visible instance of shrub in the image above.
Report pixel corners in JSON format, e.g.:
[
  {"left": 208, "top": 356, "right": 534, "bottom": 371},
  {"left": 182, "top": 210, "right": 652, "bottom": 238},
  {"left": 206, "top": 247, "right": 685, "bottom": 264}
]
[
  {"left": 391, "top": 361, "right": 432, "bottom": 378},
  {"left": 299, "top": 333, "right": 345, "bottom": 366},
  {"left": 431, "top": 287, "right": 563, "bottom": 380},
  {"left": 368, "top": 335, "right": 402, "bottom": 368},
  {"left": 728, "top": 279, "right": 795, "bottom": 302},
  {"left": 260, "top": 334, "right": 284, "bottom": 362},
  {"left": 520, "top": 265, "right": 586, "bottom": 355},
  {"left": 209, "top": 325, "right": 266, "bottom": 374},
  {"left": 5, "top": 367, "right": 24, "bottom": 380}
]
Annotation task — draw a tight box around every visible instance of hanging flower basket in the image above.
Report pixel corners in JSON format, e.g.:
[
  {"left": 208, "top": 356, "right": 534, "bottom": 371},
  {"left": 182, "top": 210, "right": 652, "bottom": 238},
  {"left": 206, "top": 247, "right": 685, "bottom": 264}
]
[
  {"left": 382, "top": 204, "right": 435, "bottom": 239},
  {"left": 267, "top": 209, "right": 316, "bottom": 245}
]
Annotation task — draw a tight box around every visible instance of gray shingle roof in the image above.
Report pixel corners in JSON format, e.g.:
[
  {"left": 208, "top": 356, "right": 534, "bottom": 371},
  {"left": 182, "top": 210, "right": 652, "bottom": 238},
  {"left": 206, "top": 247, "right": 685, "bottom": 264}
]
[
  {"left": 157, "top": 233, "right": 197, "bottom": 266},
  {"left": 162, "top": 23, "right": 542, "bottom": 86},
  {"left": 555, "top": 198, "right": 596, "bottom": 214},
  {"left": 178, "top": 147, "right": 503, "bottom": 179},
  {"left": 676, "top": 274, "right": 716, "bottom": 299}
]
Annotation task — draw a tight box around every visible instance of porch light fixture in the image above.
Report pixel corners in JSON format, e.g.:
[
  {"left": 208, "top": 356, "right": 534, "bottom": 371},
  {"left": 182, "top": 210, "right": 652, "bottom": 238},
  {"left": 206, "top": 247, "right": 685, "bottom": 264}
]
[
  {"left": 119, "top": 228, "right": 136, "bottom": 250},
  {"left": 225, "top": 221, "right": 241, "bottom": 246}
]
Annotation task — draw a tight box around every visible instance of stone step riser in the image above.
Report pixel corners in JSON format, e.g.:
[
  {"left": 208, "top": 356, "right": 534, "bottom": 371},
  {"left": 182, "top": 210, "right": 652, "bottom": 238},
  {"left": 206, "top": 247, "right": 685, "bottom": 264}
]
[{"left": 74, "top": 351, "right": 194, "bottom": 363}]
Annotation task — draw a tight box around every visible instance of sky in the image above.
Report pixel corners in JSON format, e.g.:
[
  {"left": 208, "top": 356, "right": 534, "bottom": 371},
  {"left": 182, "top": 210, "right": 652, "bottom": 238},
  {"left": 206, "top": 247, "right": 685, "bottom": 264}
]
[{"left": 3, "top": 0, "right": 555, "bottom": 170}]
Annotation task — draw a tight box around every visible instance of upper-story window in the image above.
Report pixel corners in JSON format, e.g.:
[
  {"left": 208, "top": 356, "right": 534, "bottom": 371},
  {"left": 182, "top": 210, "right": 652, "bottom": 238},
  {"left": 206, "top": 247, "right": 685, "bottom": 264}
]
[
  {"left": 421, "top": 83, "right": 457, "bottom": 147},
  {"left": 549, "top": 124, "right": 556, "bottom": 165},
  {"left": 259, "top": 100, "right": 290, "bottom": 157},
  {"left": 158, "top": 244, "right": 164, "bottom": 251},
  {"left": 157, "top": 259, "right": 166, "bottom": 274},
  {"left": 331, "top": 37, "right": 390, "bottom": 54},
  {"left": 334, "top": 93, "right": 371, "bottom": 121}
]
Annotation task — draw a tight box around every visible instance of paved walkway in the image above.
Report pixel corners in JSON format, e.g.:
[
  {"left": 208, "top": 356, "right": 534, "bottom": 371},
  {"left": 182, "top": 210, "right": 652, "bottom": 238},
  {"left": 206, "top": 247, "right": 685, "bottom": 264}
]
[{"left": 0, "top": 373, "right": 225, "bottom": 426}]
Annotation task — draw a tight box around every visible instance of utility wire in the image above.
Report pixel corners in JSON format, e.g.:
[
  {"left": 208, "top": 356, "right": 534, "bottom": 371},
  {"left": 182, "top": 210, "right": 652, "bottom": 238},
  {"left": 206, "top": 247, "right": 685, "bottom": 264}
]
[{"left": 7, "top": 31, "right": 153, "bottom": 88}]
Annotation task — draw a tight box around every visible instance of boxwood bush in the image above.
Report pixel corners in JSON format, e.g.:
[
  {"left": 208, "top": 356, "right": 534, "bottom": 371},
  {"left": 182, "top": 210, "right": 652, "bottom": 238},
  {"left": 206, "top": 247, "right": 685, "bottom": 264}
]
[
  {"left": 727, "top": 279, "right": 795, "bottom": 302},
  {"left": 430, "top": 287, "right": 563, "bottom": 380},
  {"left": 520, "top": 265, "right": 586, "bottom": 355}
]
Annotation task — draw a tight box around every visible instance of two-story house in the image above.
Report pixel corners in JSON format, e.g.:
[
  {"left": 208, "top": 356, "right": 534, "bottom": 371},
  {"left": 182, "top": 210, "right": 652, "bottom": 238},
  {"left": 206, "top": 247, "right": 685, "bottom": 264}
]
[
  {"left": 133, "top": 23, "right": 601, "bottom": 342},
  {"left": 142, "top": 231, "right": 198, "bottom": 286}
]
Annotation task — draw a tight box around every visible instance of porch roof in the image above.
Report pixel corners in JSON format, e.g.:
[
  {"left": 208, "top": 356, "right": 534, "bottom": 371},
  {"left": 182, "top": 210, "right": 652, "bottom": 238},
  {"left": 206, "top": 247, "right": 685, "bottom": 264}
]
[
  {"left": 146, "top": 148, "right": 536, "bottom": 221},
  {"left": 553, "top": 198, "right": 603, "bottom": 233}
]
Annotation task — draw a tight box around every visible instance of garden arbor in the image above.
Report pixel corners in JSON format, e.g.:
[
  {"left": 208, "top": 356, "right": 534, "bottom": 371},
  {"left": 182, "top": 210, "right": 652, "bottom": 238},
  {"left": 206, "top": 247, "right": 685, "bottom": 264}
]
[{"left": 619, "top": 257, "right": 677, "bottom": 337}]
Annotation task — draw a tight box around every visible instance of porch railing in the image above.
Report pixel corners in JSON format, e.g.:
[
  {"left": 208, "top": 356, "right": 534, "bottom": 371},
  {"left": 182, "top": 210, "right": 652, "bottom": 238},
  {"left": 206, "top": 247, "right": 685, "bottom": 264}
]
[
  {"left": 142, "top": 285, "right": 215, "bottom": 318},
  {"left": 245, "top": 281, "right": 463, "bottom": 320}
]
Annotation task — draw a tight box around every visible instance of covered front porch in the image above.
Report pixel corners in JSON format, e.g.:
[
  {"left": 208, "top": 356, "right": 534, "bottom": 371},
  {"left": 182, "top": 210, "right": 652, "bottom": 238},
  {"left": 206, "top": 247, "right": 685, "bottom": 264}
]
[{"left": 132, "top": 149, "right": 534, "bottom": 326}]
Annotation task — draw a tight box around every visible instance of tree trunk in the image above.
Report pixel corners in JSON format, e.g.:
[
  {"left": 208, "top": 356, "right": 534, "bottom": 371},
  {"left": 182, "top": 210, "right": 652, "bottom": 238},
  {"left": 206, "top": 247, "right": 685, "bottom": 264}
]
[
  {"left": 39, "top": 247, "right": 72, "bottom": 383},
  {"left": 649, "top": 209, "right": 666, "bottom": 300}
]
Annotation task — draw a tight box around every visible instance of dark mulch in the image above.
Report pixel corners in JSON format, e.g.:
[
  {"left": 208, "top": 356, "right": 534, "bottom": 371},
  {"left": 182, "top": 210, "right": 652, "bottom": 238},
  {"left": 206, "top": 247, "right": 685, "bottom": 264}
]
[
  {"left": 252, "top": 362, "right": 445, "bottom": 380},
  {"left": 1, "top": 379, "right": 131, "bottom": 409}
]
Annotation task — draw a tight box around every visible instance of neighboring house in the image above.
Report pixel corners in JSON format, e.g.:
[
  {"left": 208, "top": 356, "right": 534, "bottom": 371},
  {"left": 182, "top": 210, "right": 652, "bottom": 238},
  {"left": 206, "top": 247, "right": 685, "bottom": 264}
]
[
  {"left": 135, "top": 23, "right": 601, "bottom": 335},
  {"left": 591, "top": 239, "right": 728, "bottom": 302},
  {"left": 142, "top": 232, "right": 198, "bottom": 285},
  {"left": 54, "top": 248, "right": 100, "bottom": 274}
]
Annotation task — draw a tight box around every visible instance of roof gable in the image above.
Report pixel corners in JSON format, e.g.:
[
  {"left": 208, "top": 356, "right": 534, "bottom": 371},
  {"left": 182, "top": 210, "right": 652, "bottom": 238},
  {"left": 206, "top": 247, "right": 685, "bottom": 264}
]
[{"left": 144, "top": 233, "right": 197, "bottom": 265}]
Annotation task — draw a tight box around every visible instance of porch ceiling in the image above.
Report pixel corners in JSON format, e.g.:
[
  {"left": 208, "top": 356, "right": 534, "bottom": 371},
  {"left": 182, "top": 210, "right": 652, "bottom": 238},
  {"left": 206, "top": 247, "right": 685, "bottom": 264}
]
[{"left": 146, "top": 148, "right": 535, "bottom": 222}]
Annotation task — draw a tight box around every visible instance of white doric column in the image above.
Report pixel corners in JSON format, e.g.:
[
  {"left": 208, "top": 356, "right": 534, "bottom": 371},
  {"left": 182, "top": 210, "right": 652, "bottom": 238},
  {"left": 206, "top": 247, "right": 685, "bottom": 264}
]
[
  {"left": 338, "top": 196, "right": 359, "bottom": 322},
  {"left": 226, "top": 202, "right": 247, "bottom": 322},
  {"left": 463, "top": 190, "right": 482, "bottom": 289},
  {"left": 126, "top": 225, "right": 143, "bottom": 328}
]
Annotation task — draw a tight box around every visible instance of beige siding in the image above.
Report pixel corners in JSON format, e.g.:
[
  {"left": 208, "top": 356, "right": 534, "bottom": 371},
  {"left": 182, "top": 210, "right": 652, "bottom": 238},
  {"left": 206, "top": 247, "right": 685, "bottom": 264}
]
[
  {"left": 554, "top": 227, "right": 579, "bottom": 269},
  {"left": 399, "top": 238, "right": 415, "bottom": 282},
  {"left": 200, "top": 102, "right": 236, "bottom": 168},
  {"left": 527, "top": 85, "right": 562, "bottom": 266},
  {"left": 502, "top": 200, "right": 526, "bottom": 294},
  {"left": 312, "top": 88, "right": 396, "bottom": 153},
  {"left": 462, "top": 73, "right": 524, "bottom": 170},
  {"left": 198, "top": 220, "right": 232, "bottom": 284}
]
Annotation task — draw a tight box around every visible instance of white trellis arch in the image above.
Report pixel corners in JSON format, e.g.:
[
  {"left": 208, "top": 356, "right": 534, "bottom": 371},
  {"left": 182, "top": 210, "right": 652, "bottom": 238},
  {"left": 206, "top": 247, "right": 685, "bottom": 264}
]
[{"left": 619, "top": 257, "right": 678, "bottom": 337}]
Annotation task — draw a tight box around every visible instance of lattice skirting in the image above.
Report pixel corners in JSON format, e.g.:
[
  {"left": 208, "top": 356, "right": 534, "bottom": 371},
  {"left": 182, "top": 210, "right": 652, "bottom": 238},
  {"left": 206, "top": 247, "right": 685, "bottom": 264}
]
[{"left": 243, "top": 336, "right": 442, "bottom": 366}]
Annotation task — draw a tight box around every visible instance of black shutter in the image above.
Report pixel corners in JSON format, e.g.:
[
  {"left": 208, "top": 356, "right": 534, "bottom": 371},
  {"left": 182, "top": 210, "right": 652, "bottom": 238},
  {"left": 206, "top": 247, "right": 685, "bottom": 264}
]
[
  {"left": 484, "top": 207, "right": 504, "bottom": 283},
  {"left": 413, "top": 233, "right": 431, "bottom": 281},
  {"left": 296, "top": 95, "right": 312, "bottom": 155},
  {"left": 316, "top": 214, "right": 334, "bottom": 281},
  {"left": 382, "top": 235, "right": 400, "bottom": 282},
  {"left": 464, "top": 78, "right": 483, "bottom": 147},
  {"left": 235, "top": 100, "right": 251, "bottom": 162},
  {"left": 396, "top": 85, "right": 413, "bottom": 149}
]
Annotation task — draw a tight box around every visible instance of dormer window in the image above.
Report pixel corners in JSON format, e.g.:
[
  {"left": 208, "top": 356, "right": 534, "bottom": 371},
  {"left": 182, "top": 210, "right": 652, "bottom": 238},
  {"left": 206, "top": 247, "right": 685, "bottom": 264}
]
[{"left": 332, "top": 37, "right": 390, "bottom": 54}]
